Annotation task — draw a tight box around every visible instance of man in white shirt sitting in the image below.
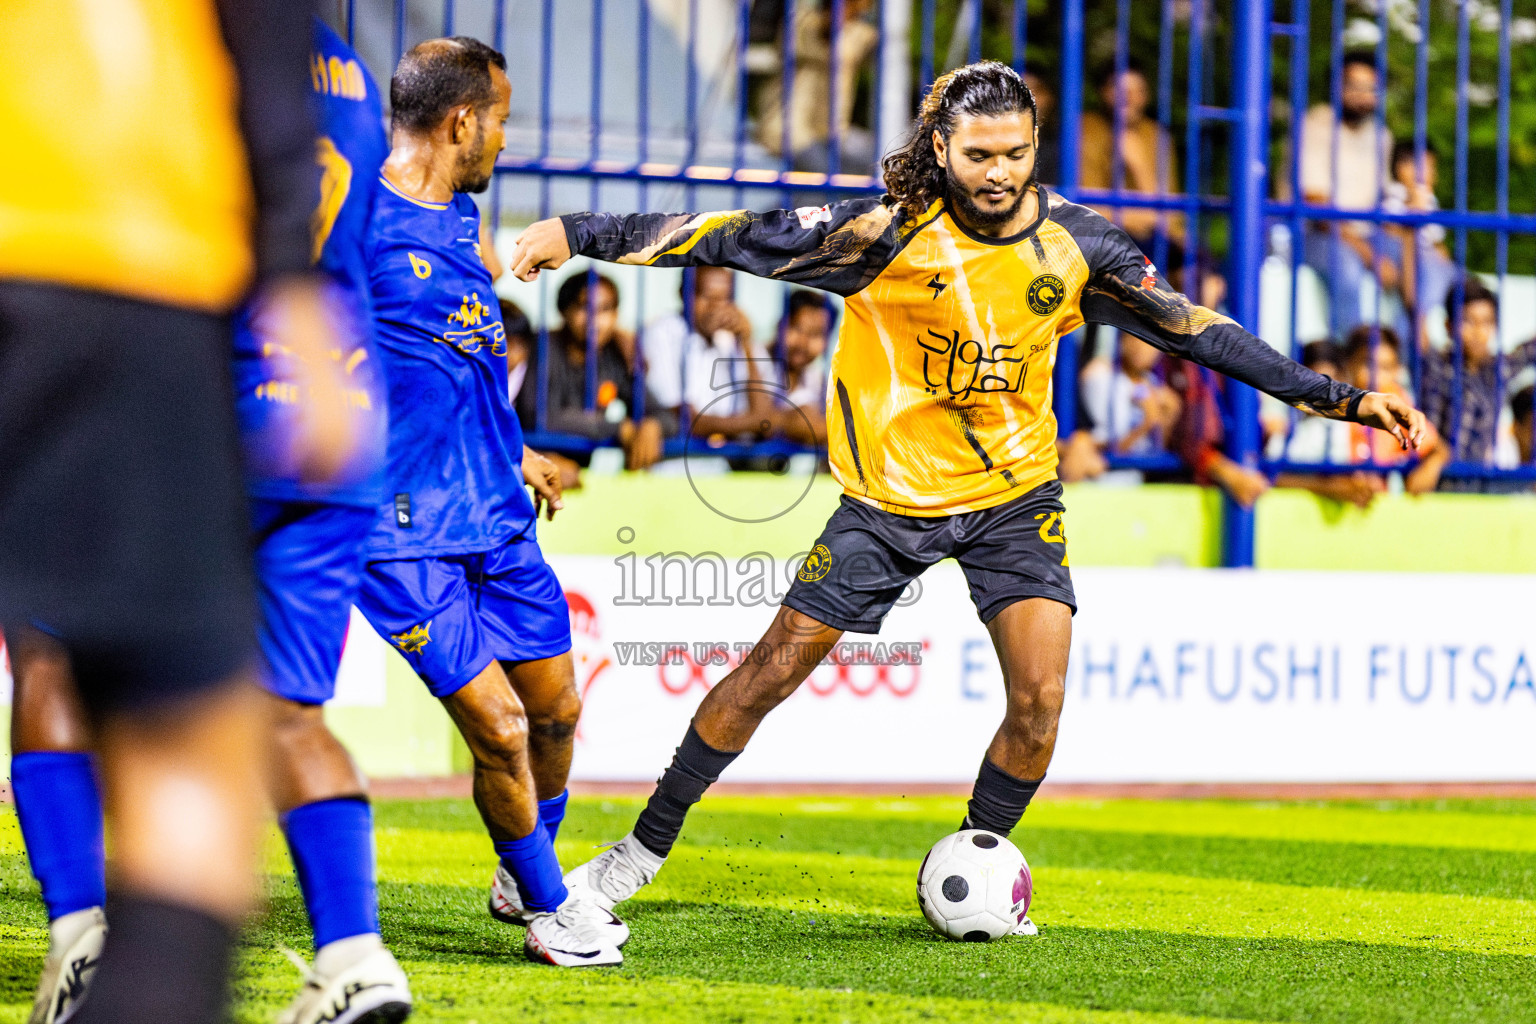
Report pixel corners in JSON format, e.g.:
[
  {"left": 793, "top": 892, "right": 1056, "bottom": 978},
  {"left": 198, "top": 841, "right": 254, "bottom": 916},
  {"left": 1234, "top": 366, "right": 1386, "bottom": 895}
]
[{"left": 644, "top": 266, "right": 779, "bottom": 443}]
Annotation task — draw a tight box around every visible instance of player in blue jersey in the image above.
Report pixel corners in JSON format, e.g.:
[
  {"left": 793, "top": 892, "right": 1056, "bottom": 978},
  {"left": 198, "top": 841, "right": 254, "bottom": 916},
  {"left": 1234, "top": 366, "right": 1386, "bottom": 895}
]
[
  {"left": 8, "top": 20, "right": 412, "bottom": 1024},
  {"left": 356, "top": 37, "right": 622, "bottom": 967}
]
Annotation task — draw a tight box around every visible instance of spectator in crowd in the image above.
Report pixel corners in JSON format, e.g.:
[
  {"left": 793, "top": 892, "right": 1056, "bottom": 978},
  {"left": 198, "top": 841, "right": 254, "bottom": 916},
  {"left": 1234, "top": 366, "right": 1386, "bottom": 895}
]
[
  {"left": 1511, "top": 385, "right": 1535, "bottom": 468},
  {"left": 1078, "top": 63, "right": 1225, "bottom": 313},
  {"left": 1339, "top": 325, "right": 1444, "bottom": 486},
  {"left": 501, "top": 298, "right": 583, "bottom": 488},
  {"left": 1274, "top": 338, "right": 1381, "bottom": 507},
  {"left": 755, "top": 0, "right": 879, "bottom": 175},
  {"left": 503, "top": 297, "right": 534, "bottom": 407},
  {"left": 760, "top": 290, "right": 831, "bottom": 446},
  {"left": 645, "top": 266, "right": 779, "bottom": 443},
  {"left": 1078, "top": 332, "right": 1182, "bottom": 482},
  {"left": 1278, "top": 327, "right": 1444, "bottom": 498},
  {"left": 1023, "top": 68, "right": 1059, "bottom": 186},
  {"left": 1162, "top": 357, "right": 1270, "bottom": 508},
  {"left": 1078, "top": 62, "right": 1184, "bottom": 258},
  {"left": 1064, "top": 336, "right": 1265, "bottom": 506},
  {"left": 1383, "top": 138, "right": 1456, "bottom": 335},
  {"left": 1293, "top": 53, "right": 1398, "bottom": 337},
  {"left": 1055, "top": 427, "right": 1108, "bottom": 483},
  {"left": 1421, "top": 279, "right": 1536, "bottom": 472},
  {"left": 511, "top": 274, "right": 665, "bottom": 471}
]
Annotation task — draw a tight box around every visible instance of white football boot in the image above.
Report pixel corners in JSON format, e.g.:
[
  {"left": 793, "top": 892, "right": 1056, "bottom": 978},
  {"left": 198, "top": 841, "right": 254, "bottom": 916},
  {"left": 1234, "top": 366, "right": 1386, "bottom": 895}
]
[
  {"left": 276, "top": 934, "right": 413, "bottom": 1024},
  {"left": 488, "top": 864, "right": 630, "bottom": 946},
  {"left": 523, "top": 899, "right": 623, "bottom": 967},
  {"left": 562, "top": 833, "right": 664, "bottom": 913},
  {"left": 1009, "top": 916, "right": 1039, "bottom": 936},
  {"left": 28, "top": 906, "right": 106, "bottom": 1024}
]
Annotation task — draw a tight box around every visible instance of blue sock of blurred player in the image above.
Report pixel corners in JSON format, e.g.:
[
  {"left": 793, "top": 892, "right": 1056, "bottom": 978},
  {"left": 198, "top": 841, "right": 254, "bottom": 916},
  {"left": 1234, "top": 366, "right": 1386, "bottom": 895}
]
[
  {"left": 538, "top": 790, "right": 569, "bottom": 842},
  {"left": 11, "top": 751, "right": 106, "bottom": 921},
  {"left": 493, "top": 826, "right": 567, "bottom": 912},
  {"left": 281, "top": 797, "right": 380, "bottom": 947}
]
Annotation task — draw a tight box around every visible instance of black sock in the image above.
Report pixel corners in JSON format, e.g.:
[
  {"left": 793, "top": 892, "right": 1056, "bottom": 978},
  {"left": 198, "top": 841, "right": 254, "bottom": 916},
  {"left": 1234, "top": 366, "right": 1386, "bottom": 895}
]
[
  {"left": 70, "top": 895, "right": 236, "bottom": 1024},
  {"left": 962, "top": 760, "right": 1045, "bottom": 837},
  {"left": 632, "top": 723, "right": 740, "bottom": 858}
]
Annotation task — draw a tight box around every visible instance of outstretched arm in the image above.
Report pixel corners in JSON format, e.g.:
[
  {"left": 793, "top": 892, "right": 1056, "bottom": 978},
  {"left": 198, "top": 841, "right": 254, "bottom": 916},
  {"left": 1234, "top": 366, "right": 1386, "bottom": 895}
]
[
  {"left": 509, "top": 198, "right": 911, "bottom": 297},
  {"left": 1076, "top": 218, "right": 1427, "bottom": 452}
]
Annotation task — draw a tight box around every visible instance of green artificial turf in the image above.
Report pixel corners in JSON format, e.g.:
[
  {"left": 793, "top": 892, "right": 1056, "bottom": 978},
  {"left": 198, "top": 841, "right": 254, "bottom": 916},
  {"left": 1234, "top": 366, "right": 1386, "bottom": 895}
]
[{"left": 4, "top": 795, "right": 1536, "bottom": 1023}]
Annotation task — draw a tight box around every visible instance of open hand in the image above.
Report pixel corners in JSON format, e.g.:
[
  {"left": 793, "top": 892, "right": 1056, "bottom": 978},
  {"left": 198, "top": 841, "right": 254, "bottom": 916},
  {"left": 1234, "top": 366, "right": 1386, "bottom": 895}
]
[
  {"left": 1355, "top": 391, "right": 1427, "bottom": 452},
  {"left": 508, "top": 218, "right": 572, "bottom": 282}
]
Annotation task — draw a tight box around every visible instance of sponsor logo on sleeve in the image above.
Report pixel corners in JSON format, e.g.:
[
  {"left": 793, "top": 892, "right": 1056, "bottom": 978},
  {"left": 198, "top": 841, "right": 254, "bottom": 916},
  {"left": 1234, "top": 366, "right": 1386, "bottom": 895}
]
[{"left": 795, "top": 205, "right": 833, "bottom": 230}]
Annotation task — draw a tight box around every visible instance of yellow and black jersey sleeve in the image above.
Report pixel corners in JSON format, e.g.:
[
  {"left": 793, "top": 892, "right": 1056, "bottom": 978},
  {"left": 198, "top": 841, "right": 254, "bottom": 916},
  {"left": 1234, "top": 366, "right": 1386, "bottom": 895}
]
[
  {"left": 561, "top": 198, "right": 927, "bottom": 297},
  {"left": 1053, "top": 200, "right": 1367, "bottom": 420}
]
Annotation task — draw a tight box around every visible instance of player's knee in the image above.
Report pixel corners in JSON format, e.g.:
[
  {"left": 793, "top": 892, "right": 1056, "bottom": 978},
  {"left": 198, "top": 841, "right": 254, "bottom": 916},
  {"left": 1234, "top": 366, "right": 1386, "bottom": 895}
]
[
  {"left": 270, "top": 700, "right": 327, "bottom": 749},
  {"left": 528, "top": 687, "right": 581, "bottom": 742},
  {"left": 1006, "top": 671, "right": 1066, "bottom": 723},
  {"left": 739, "top": 660, "right": 804, "bottom": 712},
  {"left": 470, "top": 708, "right": 531, "bottom": 765}
]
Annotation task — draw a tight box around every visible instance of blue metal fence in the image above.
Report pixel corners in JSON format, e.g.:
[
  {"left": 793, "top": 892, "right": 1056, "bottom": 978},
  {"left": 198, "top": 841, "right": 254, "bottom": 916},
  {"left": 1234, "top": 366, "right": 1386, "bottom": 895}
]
[{"left": 344, "top": 0, "right": 1536, "bottom": 567}]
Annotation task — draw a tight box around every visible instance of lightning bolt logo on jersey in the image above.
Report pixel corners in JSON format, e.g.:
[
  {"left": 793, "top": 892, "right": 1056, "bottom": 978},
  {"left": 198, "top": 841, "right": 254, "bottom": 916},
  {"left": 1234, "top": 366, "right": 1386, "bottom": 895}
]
[
  {"left": 364, "top": 179, "right": 534, "bottom": 558},
  {"left": 232, "top": 19, "right": 389, "bottom": 508}
]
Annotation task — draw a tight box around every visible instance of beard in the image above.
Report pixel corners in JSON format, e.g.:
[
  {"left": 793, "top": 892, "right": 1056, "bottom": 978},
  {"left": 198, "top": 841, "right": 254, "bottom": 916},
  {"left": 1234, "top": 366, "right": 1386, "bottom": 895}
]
[
  {"left": 1341, "top": 102, "right": 1374, "bottom": 128},
  {"left": 455, "top": 123, "right": 492, "bottom": 193},
  {"left": 944, "top": 160, "right": 1034, "bottom": 229}
]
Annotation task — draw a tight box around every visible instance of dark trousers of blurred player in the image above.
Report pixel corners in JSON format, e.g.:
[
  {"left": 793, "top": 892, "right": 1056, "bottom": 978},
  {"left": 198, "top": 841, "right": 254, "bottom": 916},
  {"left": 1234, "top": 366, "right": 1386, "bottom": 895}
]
[
  {"left": 0, "top": 2, "right": 351, "bottom": 1023},
  {"left": 0, "top": 4, "right": 414, "bottom": 1019},
  {"left": 9, "top": 501, "right": 413, "bottom": 1024},
  {"left": 5, "top": 16, "right": 416, "bottom": 1024}
]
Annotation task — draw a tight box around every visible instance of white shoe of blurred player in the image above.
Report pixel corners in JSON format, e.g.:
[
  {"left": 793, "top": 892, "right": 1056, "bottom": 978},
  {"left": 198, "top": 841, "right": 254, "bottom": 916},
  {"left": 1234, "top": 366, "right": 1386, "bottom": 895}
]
[
  {"left": 489, "top": 864, "right": 630, "bottom": 946},
  {"left": 563, "top": 833, "right": 664, "bottom": 912},
  {"left": 29, "top": 906, "right": 105, "bottom": 1024},
  {"left": 523, "top": 900, "right": 623, "bottom": 967},
  {"left": 1009, "top": 916, "right": 1039, "bottom": 936},
  {"left": 276, "top": 933, "right": 412, "bottom": 1024}
]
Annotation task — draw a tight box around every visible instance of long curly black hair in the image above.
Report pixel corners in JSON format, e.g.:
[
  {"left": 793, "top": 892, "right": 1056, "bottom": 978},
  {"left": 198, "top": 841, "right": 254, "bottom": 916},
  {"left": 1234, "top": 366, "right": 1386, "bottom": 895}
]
[{"left": 881, "top": 61, "right": 1037, "bottom": 221}]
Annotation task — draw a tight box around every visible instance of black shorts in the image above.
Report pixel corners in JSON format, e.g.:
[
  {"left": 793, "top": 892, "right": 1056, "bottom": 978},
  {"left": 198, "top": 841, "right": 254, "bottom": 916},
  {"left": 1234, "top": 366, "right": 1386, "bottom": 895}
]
[
  {"left": 782, "top": 481, "right": 1076, "bottom": 634},
  {"left": 0, "top": 281, "right": 255, "bottom": 709}
]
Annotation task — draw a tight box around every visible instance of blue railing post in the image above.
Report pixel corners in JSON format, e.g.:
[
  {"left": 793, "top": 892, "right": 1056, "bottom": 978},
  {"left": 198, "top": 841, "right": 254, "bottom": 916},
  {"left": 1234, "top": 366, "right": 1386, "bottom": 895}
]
[
  {"left": 1057, "top": 0, "right": 1084, "bottom": 200},
  {"left": 1050, "top": 0, "right": 1085, "bottom": 441},
  {"left": 1221, "top": 0, "right": 1272, "bottom": 568}
]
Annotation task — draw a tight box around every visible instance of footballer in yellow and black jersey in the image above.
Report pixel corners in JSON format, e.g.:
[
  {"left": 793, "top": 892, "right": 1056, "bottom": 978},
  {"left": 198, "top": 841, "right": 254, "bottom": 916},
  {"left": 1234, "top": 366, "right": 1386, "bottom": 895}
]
[{"left": 561, "top": 188, "right": 1365, "bottom": 518}]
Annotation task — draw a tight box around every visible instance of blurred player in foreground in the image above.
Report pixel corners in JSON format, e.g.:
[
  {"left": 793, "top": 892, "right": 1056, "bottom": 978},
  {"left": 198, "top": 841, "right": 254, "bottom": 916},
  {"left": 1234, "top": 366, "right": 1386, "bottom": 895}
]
[
  {"left": 356, "top": 37, "right": 621, "bottom": 966},
  {"left": 509, "top": 61, "right": 1427, "bottom": 939},
  {"left": 0, "top": 2, "right": 360, "bottom": 1022},
  {"left": 6, "top": 15, "right": 413, "bottom": 1024},
  {"left": 232, "top": 18, "right": 412, "bottom": 1021}
]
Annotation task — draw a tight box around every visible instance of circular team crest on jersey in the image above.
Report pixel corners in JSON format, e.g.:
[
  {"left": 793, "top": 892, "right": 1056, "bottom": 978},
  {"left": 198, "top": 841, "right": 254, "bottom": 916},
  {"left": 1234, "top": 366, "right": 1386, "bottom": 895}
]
[
  {"left": 1027, "top": 274, "right": 1066, "bottom": 316},
  {"left": 798, "top": 544, "right": 833, "bottom": 583}
]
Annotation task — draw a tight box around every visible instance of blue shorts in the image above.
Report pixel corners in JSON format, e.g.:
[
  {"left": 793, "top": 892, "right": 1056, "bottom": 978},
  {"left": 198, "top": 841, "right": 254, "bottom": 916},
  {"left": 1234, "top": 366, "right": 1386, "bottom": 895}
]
[
  {"left": 357, "top": 537, "right": 572, "bottom": 698},
  {"left": 251, "top": 499, "right": 374, "bottom": 705}
]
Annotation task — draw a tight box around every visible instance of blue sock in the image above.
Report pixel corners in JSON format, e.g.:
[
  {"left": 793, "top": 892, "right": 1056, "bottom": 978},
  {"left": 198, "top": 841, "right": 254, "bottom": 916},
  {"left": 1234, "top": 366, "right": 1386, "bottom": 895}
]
[
  {"left": 493, "top": 825, "right": 567, "bottom": 913},
  {"left": 280, "top": 798, "right": 379, "bottom": 949},
  {"left": 538, "top": 790, "right": 569, "bottom": 843},
  {"left": 10, "top": 751, "right": 106, "bottom": 921}
]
